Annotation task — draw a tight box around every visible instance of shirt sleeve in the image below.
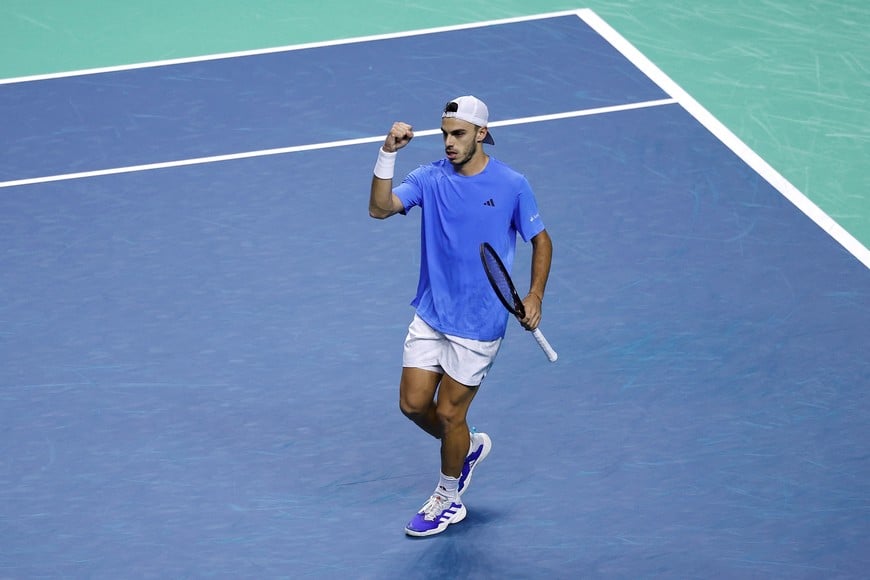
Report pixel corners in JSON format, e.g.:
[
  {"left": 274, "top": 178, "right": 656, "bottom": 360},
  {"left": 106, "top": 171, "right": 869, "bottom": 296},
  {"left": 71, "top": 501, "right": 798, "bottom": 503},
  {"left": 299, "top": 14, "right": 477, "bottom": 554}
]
[
  {"left": 393, "top": 166, "right": 426, "bottom": 214},
  {"left": 513, "top": 176, "right": 546, "bottom": 242}
]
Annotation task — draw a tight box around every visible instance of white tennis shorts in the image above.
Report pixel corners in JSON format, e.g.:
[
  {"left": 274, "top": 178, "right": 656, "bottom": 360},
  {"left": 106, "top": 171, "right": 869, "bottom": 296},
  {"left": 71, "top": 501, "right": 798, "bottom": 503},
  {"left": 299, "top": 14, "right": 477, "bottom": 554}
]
[{"left": 402, "top": 314, "right": 502, "bottom": 387}]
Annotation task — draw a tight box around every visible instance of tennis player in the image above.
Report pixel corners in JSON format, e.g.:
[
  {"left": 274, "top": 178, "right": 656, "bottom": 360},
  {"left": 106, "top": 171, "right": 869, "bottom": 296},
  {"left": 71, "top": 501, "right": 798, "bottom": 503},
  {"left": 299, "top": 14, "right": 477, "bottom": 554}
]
[{"left": 368, "top": 96, "right": 553, "bottom": 536}]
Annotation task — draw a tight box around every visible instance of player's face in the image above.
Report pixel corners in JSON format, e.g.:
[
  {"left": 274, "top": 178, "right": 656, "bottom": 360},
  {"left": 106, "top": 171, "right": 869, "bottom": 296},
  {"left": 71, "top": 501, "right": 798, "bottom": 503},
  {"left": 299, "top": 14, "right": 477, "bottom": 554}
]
[{"left": 441, "top": 118, "right": 484, "bottom": 167}]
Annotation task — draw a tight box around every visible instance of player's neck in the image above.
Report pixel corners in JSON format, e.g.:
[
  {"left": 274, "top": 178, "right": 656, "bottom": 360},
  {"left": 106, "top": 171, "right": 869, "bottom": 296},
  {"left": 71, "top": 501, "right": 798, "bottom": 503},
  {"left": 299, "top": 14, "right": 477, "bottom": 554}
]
[{"left": 455, "top": 152, "right": 489, "bottom": 177}]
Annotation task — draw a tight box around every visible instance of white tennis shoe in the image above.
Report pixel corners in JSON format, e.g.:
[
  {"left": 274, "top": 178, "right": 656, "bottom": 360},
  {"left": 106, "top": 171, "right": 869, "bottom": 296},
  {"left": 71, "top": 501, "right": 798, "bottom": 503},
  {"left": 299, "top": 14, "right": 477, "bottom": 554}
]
[{"left": 404, "top": 491, "right": 467, "bottom": 537}]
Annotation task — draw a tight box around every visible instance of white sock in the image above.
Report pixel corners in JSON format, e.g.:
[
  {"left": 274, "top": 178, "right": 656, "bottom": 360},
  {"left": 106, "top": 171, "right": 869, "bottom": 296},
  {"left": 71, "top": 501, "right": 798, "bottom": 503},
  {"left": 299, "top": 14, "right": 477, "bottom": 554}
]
[{"left": 436, "top": 473, "right": 460, "bottom": 500}]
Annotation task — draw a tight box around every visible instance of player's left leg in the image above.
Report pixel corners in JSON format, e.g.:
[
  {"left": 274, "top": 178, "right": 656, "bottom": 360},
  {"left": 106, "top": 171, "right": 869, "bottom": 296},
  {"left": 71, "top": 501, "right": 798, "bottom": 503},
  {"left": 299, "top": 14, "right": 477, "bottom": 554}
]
[{"left": 399, "top": 366, "right": 444, "bottom": 439}]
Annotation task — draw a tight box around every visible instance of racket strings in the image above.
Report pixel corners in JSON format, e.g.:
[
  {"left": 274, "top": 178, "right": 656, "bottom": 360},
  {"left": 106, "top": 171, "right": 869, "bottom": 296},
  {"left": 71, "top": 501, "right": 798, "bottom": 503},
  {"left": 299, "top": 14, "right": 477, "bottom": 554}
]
[
  {"left": 482, "top": 254, "right": 511, "bottom": 299},
  {"left": 481, "top": 248, "right": 523, "bottom": 316}
]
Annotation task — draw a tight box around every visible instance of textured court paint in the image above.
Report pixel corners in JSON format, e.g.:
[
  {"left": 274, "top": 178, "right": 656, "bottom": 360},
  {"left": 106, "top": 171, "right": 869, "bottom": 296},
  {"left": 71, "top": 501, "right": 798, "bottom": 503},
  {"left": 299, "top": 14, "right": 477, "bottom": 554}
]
[
  {"left": 1, "top": 1, "right": 867, "bottom": 252},
  {"left": 2, "top": 13, "right": 869, "bottom": 578},
  {"left": 2, "top": 98, "right": 868, "bottom": 579},
  {"left": 597, "top": 1, "right": 870, "bottom": 260}
]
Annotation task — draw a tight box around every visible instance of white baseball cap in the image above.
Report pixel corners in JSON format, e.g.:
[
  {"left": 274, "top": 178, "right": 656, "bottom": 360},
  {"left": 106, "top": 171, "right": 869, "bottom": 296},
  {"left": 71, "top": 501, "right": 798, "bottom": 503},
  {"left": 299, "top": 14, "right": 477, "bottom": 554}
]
[{"left": 441, "top": 95, "right": 495, "bottom": 145}]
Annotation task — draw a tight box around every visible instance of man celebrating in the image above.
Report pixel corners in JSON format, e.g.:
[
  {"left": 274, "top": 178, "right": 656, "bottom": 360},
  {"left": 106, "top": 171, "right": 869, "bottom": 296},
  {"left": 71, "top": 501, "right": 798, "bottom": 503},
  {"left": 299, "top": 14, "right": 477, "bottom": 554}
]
[{"left": 369, "top": 96, "right": 553, "bottom": 536}]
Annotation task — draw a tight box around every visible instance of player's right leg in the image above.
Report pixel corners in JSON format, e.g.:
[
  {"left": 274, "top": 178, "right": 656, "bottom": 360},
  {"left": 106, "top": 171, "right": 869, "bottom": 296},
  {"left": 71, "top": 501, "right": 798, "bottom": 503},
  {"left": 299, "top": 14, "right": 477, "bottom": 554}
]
[
  {"left": 399, "top": 314, "right": 499, "bottom": 536},
  {"left": 399, "top": 366, "right": 443, "bottom": 438}
]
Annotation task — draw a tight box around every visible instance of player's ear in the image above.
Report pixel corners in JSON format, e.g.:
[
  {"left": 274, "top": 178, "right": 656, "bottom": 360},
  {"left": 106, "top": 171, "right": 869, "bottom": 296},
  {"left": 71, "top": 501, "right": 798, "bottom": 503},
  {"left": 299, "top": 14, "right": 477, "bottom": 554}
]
[{"left": 477, "top": 126, "right": 488, "bottom": 143}]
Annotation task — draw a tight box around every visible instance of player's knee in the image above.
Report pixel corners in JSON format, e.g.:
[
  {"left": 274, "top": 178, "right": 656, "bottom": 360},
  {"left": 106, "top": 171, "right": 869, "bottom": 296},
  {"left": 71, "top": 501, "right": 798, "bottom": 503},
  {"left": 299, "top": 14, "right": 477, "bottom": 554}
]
[
  {"left": 399, "top": 396, "right": 426, "bottom": 420},
  {"left": 435, "top": 405, "right": 466, "bottom": 431},
  {"left": 399, "top": 399, "right": 415, "bottom": 419}
]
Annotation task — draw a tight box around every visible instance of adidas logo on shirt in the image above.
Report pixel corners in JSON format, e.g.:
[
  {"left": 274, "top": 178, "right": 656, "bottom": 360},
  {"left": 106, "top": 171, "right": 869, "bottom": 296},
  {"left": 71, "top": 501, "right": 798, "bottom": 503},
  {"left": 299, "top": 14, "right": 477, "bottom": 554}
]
[{"left": 483, "top": 198, "right": 495, "bottom": 207}]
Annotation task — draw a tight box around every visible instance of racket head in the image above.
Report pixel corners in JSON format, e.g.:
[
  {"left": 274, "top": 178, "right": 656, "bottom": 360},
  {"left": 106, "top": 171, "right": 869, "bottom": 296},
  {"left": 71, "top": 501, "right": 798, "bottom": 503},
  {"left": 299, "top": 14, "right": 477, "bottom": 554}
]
[{"left": 480, "top": 242, "right": 525, "bottom": 318}]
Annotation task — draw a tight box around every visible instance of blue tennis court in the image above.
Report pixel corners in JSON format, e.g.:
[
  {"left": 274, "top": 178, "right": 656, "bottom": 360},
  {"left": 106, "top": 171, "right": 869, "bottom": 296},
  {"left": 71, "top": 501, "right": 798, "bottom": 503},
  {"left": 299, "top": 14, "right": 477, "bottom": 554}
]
[{"left": 2, "top": 10, "right": 868, "bottom": 578}]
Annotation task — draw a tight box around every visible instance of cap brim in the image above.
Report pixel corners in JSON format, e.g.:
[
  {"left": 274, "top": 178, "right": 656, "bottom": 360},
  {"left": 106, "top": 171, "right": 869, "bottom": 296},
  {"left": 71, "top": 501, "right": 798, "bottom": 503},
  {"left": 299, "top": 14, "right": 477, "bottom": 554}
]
[{"left": 483, "top": 131, "right": 495, "bottom": 145}]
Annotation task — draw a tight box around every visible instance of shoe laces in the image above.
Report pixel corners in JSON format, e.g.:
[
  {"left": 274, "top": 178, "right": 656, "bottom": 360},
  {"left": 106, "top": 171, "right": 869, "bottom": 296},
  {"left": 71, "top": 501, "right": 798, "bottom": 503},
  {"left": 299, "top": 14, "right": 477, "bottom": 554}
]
[{"left": 421, "top": 493, "right": 454, "bottom": 521}]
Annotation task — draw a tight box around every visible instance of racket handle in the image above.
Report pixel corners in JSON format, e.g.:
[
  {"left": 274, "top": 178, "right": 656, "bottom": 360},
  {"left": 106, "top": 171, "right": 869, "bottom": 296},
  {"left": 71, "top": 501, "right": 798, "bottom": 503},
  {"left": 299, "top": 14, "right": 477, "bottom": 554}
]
[{"left": 531, "top": 328, "right": 558, "bottom": 362}]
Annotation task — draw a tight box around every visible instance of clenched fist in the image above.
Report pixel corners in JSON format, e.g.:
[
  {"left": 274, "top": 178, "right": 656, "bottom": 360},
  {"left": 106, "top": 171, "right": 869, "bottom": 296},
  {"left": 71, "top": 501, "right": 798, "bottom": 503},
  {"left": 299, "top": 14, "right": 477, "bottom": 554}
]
[{"left": 383, "top": 122, "right": 414, "bottom": 153}]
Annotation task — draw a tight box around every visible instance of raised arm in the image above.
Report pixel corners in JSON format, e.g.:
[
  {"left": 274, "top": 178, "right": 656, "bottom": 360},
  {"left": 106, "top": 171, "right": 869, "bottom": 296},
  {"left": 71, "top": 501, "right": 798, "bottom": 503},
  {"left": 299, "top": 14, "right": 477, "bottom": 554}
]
[{"left": 369, "top": 122, "right": 414, "bottom": 219}]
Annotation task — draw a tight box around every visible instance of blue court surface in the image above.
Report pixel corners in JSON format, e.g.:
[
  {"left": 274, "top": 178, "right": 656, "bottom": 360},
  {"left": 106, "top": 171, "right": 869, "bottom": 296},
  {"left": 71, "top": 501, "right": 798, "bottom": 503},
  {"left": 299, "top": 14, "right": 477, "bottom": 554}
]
[{"left": 2, "top": 10, "right": 868, "bottom": 579}]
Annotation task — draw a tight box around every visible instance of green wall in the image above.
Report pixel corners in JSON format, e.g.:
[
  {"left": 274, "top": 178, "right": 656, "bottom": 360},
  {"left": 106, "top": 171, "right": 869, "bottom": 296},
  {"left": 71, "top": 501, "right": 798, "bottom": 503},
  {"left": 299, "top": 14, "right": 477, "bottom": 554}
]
[{"left": 2, "top": 0, "right": 867, "bottom": 254}]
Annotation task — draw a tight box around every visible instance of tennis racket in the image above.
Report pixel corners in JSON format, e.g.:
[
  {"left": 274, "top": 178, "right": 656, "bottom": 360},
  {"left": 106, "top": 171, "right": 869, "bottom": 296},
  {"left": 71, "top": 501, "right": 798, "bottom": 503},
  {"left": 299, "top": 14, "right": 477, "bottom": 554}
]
[{"left": 480, "top": 242, "right": 558, "bottom": 362}]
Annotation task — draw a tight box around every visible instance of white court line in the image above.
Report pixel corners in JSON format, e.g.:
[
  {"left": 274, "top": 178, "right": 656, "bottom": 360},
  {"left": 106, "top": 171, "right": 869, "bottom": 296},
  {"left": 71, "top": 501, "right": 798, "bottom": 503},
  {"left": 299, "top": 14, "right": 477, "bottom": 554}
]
[
  {"left": 575, "top": 8, "right": 870, "bottom": 269},
  {"left": 0, "top": 9, "right": 585, "bottom": 85},
  {"left": 0, "top": 98, "right": 676, "bottom": 189}
]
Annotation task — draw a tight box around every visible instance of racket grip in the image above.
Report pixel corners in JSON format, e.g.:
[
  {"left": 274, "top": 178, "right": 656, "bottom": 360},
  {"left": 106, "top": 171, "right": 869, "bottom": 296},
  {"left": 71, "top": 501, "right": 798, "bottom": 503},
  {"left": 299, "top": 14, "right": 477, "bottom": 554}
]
[{"left": 531, "top": 328, "right": 558, "bottom": 362}]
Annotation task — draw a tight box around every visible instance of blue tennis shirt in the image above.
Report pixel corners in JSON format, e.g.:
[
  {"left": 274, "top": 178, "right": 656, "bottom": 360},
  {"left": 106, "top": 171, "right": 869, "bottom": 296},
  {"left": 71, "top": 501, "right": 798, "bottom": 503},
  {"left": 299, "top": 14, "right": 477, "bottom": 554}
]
[{"left": 394, "top": 157, "right": 545, "bottom": 340}]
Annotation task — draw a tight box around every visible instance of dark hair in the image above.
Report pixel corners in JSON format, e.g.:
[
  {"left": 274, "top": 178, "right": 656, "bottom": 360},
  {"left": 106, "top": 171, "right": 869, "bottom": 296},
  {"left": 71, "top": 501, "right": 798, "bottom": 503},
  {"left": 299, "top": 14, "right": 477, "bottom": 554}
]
[{"left": 443, "top": 101, "right": 459, "bottom": 114}]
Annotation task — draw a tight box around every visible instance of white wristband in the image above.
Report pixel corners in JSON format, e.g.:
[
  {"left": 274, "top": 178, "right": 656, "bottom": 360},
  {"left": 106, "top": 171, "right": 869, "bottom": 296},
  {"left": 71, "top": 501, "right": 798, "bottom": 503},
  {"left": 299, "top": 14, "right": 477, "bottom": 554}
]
[{"left": 373, "top": 149, "right": 397, "bottom": 180}]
